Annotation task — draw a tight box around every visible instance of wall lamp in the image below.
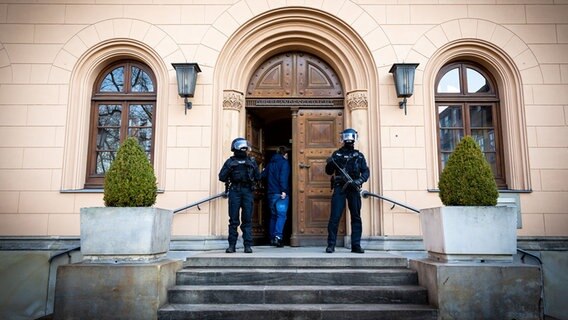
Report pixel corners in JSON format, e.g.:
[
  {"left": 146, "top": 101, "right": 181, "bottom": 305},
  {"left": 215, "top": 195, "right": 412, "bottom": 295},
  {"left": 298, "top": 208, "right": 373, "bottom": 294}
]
[
  {"left": 389, "top": 63, "right": 419, "bottom": 115},
  {"left": 172, "top": 63, "right": 201, "bottom": 114}
]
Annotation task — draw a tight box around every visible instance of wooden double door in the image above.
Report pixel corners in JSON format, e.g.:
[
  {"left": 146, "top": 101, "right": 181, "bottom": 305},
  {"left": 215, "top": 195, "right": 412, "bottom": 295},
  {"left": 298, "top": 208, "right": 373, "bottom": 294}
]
[
  {"left": 246, "top": 108, "right": 345, "bottom": 246},
  {"left": 245, "top": 51, "right": 346, "bottom": 246}
]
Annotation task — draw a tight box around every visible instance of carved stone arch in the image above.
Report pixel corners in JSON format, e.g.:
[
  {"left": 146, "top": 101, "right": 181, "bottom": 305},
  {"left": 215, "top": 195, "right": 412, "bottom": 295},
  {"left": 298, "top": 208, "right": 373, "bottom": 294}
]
[
  {"left": 423, "top": 39, "right": 531, "bottom": 191},
  {"left": 211, "top": 6, "right": 381, "bottom": 236}
]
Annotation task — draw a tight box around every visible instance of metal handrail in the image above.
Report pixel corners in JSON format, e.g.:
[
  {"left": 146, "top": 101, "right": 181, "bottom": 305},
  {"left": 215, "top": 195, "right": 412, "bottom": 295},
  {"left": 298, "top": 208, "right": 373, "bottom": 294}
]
[
  {"left": 48, "top": 246, "right": 81, "bottom": 263},
  {"left": 361, "top": 190, "right": 420, "bottom": 213},
  {"left": 46, "top": 246, "right": 81, "bottom": 316},
  {"left": 517, "top": 248, "right": 543, "bottom": 265},
  {"left": 173, "top": 191, "right": 228, "bottom": 214}
]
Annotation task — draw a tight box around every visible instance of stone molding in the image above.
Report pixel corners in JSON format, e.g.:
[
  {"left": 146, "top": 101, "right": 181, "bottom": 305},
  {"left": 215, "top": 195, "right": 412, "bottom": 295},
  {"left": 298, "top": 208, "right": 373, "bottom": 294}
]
[
  {"left": 223, "top": 90, "right": 244, "bottom": 111},
  {"left": 346, "top": 90, "right": 368, "bottom": 111},
  {"left": 420, "top": 37, "right": 531, "bottom": 191},
  {"left": 3, "top": 236, "right": 567, "bottom": 252}
]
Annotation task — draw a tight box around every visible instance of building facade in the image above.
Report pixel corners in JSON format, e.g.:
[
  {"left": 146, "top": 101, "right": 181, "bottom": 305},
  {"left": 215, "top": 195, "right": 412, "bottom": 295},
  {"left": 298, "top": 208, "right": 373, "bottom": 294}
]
[
  {"left": 1, "top": 0, "right": 566, "bottom": 242},
  {"left": 2, "top": 1, "right": 568, "bottom": 318}
]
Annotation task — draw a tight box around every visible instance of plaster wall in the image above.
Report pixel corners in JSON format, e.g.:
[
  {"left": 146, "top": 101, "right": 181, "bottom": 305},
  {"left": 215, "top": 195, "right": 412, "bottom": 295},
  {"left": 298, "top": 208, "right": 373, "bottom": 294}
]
[{"left": 0, "top": 0, "right": 566, "bottom": 238}]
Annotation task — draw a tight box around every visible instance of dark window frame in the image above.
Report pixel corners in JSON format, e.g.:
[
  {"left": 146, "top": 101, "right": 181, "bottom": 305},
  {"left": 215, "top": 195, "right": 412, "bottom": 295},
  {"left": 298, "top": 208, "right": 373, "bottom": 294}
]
[
  {"left": 435, "top": 61, "right": 507, "bottom": 188},
  {"left": 85, "top": 60, "right": 157, "bottom": 188}
]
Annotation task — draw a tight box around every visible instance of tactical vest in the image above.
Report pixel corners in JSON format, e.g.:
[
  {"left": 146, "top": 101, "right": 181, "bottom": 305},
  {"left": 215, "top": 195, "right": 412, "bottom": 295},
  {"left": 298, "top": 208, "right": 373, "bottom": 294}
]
[
  {"left": 229, "top": 157, "right": 256, "bottom": 184},
  {"left": 333, "top": 150, "right": 363, "bottom": 179}
]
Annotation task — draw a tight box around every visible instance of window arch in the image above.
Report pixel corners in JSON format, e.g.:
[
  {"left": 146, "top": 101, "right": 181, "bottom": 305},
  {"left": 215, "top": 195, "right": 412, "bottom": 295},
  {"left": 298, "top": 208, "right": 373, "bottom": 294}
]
[
  {"left": 85, "top": 60, "right": 157, "bottom": 188},
  {"left": 435, "top": 61, "right": 506, "bottom": 188}
]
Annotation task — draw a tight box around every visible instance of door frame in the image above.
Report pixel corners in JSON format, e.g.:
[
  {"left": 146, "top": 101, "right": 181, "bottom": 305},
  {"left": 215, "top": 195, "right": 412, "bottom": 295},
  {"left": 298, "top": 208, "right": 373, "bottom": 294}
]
[{"left": 245, "top": 104, "right": 345, "bottom": 247}]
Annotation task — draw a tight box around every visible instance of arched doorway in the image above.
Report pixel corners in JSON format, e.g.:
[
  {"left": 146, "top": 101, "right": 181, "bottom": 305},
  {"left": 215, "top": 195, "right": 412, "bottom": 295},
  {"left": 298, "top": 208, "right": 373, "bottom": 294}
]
[
  {"left": 246, "top": 51, "right": 346, "bottom": 246},
  {"left": 211, "top": 6, "right": 381, "bottom": 244}
]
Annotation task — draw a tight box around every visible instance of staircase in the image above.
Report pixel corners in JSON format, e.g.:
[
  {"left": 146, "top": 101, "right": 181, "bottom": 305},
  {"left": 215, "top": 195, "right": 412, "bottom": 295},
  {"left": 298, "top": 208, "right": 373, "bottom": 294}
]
[{"left": 158, "top": 247, "right": 438, "bottom": 320}]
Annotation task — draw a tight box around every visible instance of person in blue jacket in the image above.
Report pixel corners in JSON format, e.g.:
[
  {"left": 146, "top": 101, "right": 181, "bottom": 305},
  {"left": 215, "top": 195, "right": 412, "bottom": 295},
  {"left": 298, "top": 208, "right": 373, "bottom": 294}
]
[{"left": 262, "top": 146, "right": 291, "bottom": 247}]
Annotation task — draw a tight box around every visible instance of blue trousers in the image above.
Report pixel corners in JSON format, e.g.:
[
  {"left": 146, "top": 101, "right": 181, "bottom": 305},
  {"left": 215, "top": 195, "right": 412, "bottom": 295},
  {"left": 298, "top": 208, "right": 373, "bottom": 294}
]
[
  {"left": 327, "top": 185, "right": 362, "bottom": 247},
  {"left": 268, "top": 194, "right": 289, "bottom": 239},
  {"left": 227, "top": 186, "right": 254, "bottom": 246}
]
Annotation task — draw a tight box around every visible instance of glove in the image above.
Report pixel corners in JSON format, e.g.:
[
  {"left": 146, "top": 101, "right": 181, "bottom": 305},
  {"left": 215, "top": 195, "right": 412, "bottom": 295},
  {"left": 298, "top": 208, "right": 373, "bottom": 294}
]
[
  {"left": 326, "top": 157, "right": 332, "bottom": 164},
  {"left": 353, "top": 178, "right": 363, "bottom": 188}
]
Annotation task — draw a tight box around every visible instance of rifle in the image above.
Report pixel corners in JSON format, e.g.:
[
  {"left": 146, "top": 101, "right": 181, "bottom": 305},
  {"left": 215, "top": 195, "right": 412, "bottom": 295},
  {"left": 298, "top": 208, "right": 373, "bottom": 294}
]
[{"left": 330, "top": 157, "right": 360, "bottom": 192}]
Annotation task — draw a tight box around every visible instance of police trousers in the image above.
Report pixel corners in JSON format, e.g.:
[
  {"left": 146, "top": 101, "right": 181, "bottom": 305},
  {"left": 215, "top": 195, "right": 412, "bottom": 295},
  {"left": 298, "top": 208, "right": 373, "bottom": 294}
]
[
  {"left": 327, "top": 185, "right": 362, "bottom": 247},
  {"left": 227, "top": 185, "right": 254, "bottom": 246}
]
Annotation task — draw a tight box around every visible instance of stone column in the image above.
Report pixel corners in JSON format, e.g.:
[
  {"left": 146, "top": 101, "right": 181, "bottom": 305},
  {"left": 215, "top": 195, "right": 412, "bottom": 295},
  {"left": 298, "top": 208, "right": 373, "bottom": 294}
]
[
  {"left": 215, "top": 90, "right": 245, "bottom": 236},
  {"left": 346, "top": 90, "right": 373, "bottom": 242},
  {"left": 222, "top": 90, "right": 245, "bottom": 160}
]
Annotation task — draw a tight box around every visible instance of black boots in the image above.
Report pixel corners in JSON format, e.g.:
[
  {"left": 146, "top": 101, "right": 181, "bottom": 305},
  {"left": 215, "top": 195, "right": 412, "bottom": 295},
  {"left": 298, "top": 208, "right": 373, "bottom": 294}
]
[
  {"left": 226, "top": 244, "right": 253, "bottom": 253},
  {"left": 351, "top": 245, "right": 365, "bottom": 254},
  {"left": 325, "top": 245, "right": 365, "bottom": 253}
]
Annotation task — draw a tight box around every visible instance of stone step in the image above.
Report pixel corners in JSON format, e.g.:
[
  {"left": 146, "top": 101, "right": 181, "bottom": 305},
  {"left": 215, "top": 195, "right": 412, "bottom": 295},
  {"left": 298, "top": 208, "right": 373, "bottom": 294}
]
[
  {"left": 176, "top": 267, "right": 418, "bottom": 286},
  {"left": 168, "top": 285, "right": 429, "bottom": 305},
  {"left": 183, "top": 255, "right": 408, "bottom": 269},
  {"left": 157, "top": 303, "right": 438, "bottom": 320}
]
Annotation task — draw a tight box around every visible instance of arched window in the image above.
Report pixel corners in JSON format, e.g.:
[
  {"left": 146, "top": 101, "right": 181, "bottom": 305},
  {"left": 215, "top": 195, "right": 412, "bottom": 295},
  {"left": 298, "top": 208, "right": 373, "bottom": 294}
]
[
  {"left": 435, "top": 61, "right": 506, "bottom": 188},
  {"left": 85, "top": 60, "right": 157, "bottom": 188}
]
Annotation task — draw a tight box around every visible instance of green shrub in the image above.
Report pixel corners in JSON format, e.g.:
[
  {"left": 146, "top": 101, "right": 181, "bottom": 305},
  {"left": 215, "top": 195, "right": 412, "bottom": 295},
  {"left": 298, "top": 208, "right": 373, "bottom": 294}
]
[
  {"left": 103, "top": 137, "right": 157, "bottom": 207},
  {"left": 438, "top": 136, "right": 499, "bottom": 206}
]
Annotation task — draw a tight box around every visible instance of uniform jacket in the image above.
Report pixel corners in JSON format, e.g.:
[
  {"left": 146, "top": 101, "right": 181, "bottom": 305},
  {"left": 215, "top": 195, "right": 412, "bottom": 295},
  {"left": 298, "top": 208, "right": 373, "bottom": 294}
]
[
  {"left": 325, "top": 146, "right": 370, "bottom": 184},
  {"left": 219, "top": 154, "right": 261, "bottom": 185}
]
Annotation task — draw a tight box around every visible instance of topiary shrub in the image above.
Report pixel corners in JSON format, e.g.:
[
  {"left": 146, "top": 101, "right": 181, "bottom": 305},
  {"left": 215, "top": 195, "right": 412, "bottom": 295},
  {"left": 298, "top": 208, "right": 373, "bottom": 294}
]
[
  {"left": 103, "top": 137, "right": 157, "bottom": 207},
  {"left": 438, "top": 136, "right": 499, "bottom": 206}
]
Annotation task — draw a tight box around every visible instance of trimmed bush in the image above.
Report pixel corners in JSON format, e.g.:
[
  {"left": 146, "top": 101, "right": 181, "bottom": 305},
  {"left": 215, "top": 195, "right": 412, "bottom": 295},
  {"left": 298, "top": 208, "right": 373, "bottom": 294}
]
[
  {"left": 103, "top": 137, "right": 157, "bottom": 207},
  {"left": 438, "top": 136, "right": 499, "bottom": 206}
]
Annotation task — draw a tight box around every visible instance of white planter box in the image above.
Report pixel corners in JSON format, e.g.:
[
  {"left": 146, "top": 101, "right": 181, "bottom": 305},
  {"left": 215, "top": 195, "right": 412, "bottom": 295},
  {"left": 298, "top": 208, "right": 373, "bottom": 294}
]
[
  {"left": 80, "top": 207, "right": 173, "bottom": 262},
  {"left": 420, "top": 206, "right": 517, "bottom": 262}
]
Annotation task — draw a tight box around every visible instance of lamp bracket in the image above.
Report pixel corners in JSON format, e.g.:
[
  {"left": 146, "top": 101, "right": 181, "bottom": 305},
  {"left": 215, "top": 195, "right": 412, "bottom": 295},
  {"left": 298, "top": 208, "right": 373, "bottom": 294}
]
[
  {"left": 399, "top": 97, "right": 408, "bottom": 115},
  {"left": 184, "top": 97, "right": 192, "bottom": 115}
]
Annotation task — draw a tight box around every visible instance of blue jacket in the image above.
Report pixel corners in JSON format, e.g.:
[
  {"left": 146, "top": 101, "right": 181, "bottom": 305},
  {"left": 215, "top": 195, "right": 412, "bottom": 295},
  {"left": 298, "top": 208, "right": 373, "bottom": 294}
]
[{"left": 262, "top": 153, "right": 290, "bottom": 195}]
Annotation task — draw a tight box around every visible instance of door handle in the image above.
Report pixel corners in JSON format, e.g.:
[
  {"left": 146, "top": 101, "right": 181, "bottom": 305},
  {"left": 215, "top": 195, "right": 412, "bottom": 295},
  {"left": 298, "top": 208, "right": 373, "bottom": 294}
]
[{"left": 299, "top": 163, "right": 311, "bottom": 168}]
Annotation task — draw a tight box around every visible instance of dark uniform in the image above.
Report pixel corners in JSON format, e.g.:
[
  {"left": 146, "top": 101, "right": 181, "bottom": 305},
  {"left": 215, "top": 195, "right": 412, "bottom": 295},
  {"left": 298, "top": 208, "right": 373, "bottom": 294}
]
[
  {"left": 325, "top": 128, "right": 370, "bottom": 253},
  {"left": 219, "top": 138, "right": 261, "bottom": 253}
]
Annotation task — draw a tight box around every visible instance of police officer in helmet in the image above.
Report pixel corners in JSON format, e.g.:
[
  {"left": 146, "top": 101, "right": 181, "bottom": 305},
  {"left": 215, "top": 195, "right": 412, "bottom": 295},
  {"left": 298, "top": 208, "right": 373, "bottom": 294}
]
[
  {"left": 325, "top": 128, "right": 370, "bottom": 254},
  {"left": 219, "top": 138, "right": 261, "bottom": 253}
]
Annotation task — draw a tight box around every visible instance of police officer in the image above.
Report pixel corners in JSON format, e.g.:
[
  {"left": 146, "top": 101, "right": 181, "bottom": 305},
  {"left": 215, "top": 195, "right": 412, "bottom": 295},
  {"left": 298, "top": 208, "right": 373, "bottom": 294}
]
[
  {"left": 219, "top": 138, "right": 261, "bottom": 253},
  {"left": 325, "top": 128, "right": 370, "bottom": 254}
]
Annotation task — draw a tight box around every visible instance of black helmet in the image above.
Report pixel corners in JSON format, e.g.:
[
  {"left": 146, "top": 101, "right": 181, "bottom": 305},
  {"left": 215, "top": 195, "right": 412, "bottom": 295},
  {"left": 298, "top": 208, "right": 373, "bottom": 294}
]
[
  {"left": 340, "top": 128, "right": 358, "bottom": 144},
  {"left": 231, "top": 137, "right": 250, "bottom": 152}
]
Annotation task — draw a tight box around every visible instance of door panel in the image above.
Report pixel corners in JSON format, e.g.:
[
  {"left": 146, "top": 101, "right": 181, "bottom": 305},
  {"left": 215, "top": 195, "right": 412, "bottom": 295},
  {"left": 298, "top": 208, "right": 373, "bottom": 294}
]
[
  {"left": 245, "top": 113, "right": 266, "bottom": 243},
  {"left": 291, "top": 109, "right": 344, "bottom": 246},
  {"left": 247, "top": 52, "right": 343, "bottom": 98}
]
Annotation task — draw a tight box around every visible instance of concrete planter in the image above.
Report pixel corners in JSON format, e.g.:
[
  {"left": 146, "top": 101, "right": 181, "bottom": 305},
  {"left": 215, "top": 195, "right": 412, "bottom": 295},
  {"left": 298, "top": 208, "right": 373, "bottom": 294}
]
[
  {"left": 420, "top": 206, "right": 517, "bottom": 262},
  {"left": 80, "top": 207, "right": 173, "bottom": 262}
]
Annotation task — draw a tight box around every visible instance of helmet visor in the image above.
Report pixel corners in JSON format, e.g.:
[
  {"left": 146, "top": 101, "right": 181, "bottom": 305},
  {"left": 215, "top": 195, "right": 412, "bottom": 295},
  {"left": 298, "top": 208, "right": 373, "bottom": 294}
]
[
  {"left": 341, "top": 131, "right": 358, "bottom": 143},
  {"left": 233, "top": 139, "right": 250, "bottom": 151}
]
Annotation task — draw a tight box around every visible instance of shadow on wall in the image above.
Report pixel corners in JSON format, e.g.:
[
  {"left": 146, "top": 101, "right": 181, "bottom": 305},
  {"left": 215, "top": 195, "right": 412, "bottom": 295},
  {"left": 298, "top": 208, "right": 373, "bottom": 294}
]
[{"left": 0, "top": 251, "right": 82, "bottom": 320}]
